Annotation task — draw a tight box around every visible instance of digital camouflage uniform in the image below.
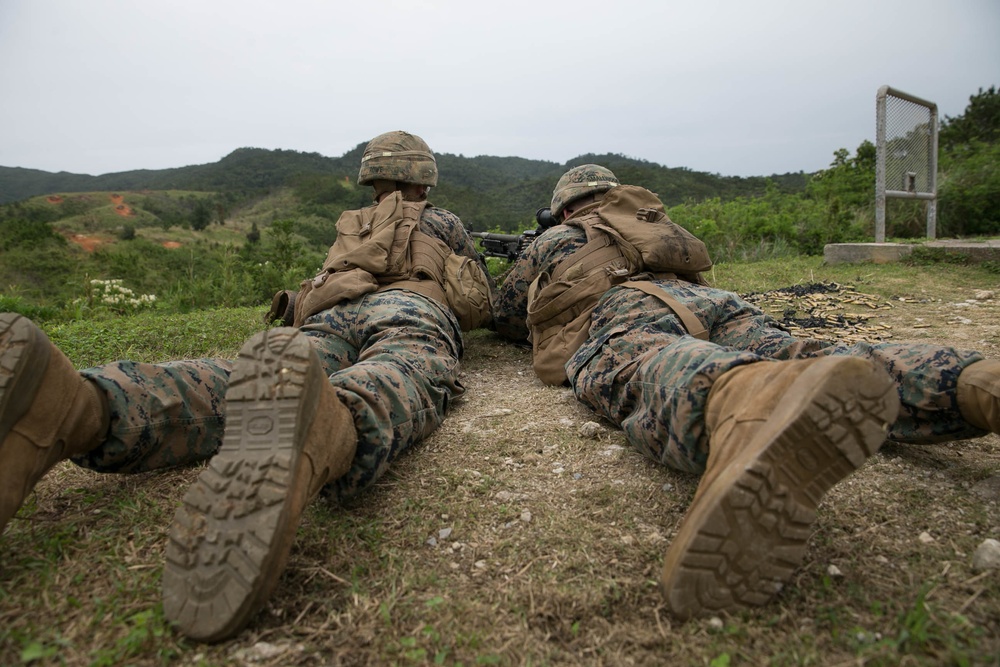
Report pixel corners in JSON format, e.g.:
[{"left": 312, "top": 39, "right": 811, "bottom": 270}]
[
  {"left": 0, "top": 129, "right": 501, "bottom": 642},
  {"left": 494, "top": 225, "right": 987, "bottom": 474},
  {"left": 494, "top": 165, "right": 1000, "bottom": 622},
  {"left": 75, "top": 205, "right": 481, "bottom": 501}
]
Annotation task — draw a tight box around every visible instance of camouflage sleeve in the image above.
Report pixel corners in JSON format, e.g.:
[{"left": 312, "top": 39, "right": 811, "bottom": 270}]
[
  {"left": 420, "top": 206, "right": 481, "bottom": 261},
  {"left": 493, "top": 226, "right": 588, "bottom": 342}
]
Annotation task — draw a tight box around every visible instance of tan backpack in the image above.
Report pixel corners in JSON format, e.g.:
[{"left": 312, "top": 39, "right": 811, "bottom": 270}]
[
  {"left": 290, "top": 192, "right": 492, "bottom": 331},
  {"left": 526, "top": 185, "right": 711, "bottom": 385},
  {"left": 587, "top": 185, "right": 712, "bottom": 281}
]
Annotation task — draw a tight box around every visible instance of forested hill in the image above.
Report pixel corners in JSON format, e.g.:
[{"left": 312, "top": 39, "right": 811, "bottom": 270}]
[
  {"left": 0, "top": 148, "right": 349, "bottom": 203},
  {"left": 0, "top": 145, "right": 809, "bottom": 228}
]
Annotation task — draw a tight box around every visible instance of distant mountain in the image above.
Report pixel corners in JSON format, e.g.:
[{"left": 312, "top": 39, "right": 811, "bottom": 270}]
[
  {"left": 0, "top": 147, "right": 353, "bottom": 203},
  {"left": 0, "top": 147, "right": 810, "bottom": 224}
]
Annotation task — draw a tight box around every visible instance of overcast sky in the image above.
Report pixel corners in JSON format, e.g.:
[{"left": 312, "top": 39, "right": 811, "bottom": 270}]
[{"left": 1, "top": 0, "right": 997, "bottom": 178}]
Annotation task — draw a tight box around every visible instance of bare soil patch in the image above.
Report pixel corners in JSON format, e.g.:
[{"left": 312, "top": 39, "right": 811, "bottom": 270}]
[{"left": 66, "top": 233, "right": 107, "bottom": 253}]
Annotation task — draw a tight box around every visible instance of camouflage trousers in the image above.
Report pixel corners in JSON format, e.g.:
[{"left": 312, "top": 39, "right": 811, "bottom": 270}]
[
  {"left": 567, "top": 280, "right": 987, "bottom": 474},
  {"left": 75, "top": 290, "right": 464, "bottom": 500}
]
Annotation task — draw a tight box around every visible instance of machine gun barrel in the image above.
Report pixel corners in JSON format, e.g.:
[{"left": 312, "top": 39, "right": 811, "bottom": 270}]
[
  {"left": 469, "top": 231, "right": 525, "bottom": 261},
  {"left": 468, "top": 208, "right": 558, "bottom": 262}
]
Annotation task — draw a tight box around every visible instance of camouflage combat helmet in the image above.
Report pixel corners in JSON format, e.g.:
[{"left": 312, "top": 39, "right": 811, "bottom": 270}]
[
  {"left": 357, "top": 131, "right": 438, "bottom": 187},
  {"left": 550, "top": 164, "right": 620, "bottom": 217}
]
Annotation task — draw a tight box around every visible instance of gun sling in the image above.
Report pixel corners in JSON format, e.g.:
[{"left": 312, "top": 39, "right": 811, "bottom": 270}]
[{"left": 621, "top": 280, "right": 708, "bottom": 340}]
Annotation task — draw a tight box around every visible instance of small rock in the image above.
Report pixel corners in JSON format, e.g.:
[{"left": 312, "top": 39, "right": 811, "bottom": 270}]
[
  {"left": 662, "top": 483, "right": 674, "bottom": 492},
  {"left": 439, "top": 527, "right": 453, "bottom": 540},
  {"left": 426, "top": 537, "right": 437, "bottom": 547},
  {"left": 918, "top": 531, "right": 935, "bottom": 544},
  {"left": 558, "top": 418, "right": 574, "bottom": 427},
  {"left": 971, "top": 474, "right": 1000, "bottom": 501},
  {"left": 239, "top": 642, "right": 286, "bottom": 661},
  {"left": 827, "top": 564, "right": 843, "bottom": 578},
  {"left": 578, "top": 421, "right": 602, "bottom": 439},
  {"left": 974, "top": 290, "right": 995, "bottom": 300},
  {"left": 552, "top": 467, "right": 564, "bottom": 474},
  {"left": 708, "top": 617, "right": 724, "bottom": 631},
  {"left": 474, "top": 560, "right": 487, "bottom": 569},
  {"left": 875, "top": 555, "right": 889, "bottom": 564},
  {"left": 972, "top": 539, "right": 1000, "bottom": 571},
  {"left": 520, "top": 510, "right": 532, "bottom": 523}
]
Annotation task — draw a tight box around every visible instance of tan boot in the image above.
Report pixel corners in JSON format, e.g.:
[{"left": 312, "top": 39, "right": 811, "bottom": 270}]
[
  {"left": 162, "top": 327, "right": 357, "bottom": 643},
  {"left": 957, "top": 359, "right": 1000, "bottom": 433},
  {"left": 0, "top": 313, "right": 109, "bottom": 535},
  {"left": 661, "top": 356, "right": 900, "bottom": 619}
]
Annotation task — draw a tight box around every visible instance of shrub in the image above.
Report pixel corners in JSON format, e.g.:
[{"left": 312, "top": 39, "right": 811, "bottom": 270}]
[{"left": 73, "top": 279, "right": 158, "bottom": 318}]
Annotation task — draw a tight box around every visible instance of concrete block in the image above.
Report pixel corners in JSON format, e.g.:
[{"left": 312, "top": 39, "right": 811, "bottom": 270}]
[
  {"left": 823, "top": 243, "right": 914, "bottom": 265},
  {"left": 824, "top": 240, "right": 1000, "bottom": 265}
]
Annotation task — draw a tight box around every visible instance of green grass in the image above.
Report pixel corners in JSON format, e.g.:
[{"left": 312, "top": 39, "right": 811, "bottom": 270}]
[
  {"left": 1, "top": 257, "right": 998, "bottom": 666},
  {"left": 44, "top": 307, "right": 265, "bottom": 367}
]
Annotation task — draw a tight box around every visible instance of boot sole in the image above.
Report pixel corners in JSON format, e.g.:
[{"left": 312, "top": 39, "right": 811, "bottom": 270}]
[
  {"left": 660, "top": 357, "right": 900, "bottom": 619},
  {"left": 162, "top": 327, "right": 322, "bottom": 642},
  {"left": 0, "top": 314, "right": 52, "bottom": 535}
]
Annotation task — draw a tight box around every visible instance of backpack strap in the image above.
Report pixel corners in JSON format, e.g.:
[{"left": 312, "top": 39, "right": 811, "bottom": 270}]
[
  {"left": 551, "top": 234, "right": 620, "bottom": 280},
  {"left": 624, "top": 280, "right": 708, "bottom": 340}
]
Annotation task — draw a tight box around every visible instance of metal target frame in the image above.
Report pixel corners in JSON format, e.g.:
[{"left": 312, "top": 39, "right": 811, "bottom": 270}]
[{"left": 875, "top": 85, "right": 939, "bottom": 242}]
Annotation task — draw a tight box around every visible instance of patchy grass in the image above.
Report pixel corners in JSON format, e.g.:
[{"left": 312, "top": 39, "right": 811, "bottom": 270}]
[{"left": 1, "top": 256, "right": 998, "bottom": 666}]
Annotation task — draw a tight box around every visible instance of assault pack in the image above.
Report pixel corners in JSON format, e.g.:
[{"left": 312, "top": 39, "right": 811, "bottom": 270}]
[
  {"left": 270, "top": 192, "right": 492, "bottom": 332},
  {"left": 526, "top": 185, "right": 713, "bottom": 385}
]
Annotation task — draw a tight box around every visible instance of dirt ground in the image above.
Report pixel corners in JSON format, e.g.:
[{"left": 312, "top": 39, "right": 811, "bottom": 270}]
[{"left": 1, "top": 280, "right": 998, "bottom": 666}]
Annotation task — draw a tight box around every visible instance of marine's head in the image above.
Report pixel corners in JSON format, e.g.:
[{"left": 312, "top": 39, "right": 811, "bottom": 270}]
[
  {"left": 550, "top": 164, "right": 619, "bottom": 217},
  {"left": 358, "top": 131, "right": 438, "bottom": 201}
]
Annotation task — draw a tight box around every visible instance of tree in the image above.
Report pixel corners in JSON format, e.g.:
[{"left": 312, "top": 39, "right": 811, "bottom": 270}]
[
  {"left": 266, "top": 219, "right": 304, "bottom": 275},
  {"left": 940, "top": 86, "right": 1000, "bottom": 153},
  {"left": 190, "top": 200, "right": 212, "bottom": 231},
  {"left": 937, "top": 85, "right": 1000, "bottom": 236}
]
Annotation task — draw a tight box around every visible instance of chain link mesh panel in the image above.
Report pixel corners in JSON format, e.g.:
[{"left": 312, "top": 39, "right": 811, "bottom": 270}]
[
  {"left": 883, "top": 96, "right": 935, "bottom": 193},
  {"left": 875, "top": 86, "right": 938, "bottom": 241}
]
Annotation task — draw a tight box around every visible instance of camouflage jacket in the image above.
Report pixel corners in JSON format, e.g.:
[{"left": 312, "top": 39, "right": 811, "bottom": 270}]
[{"left": 493, "top": 224, "right": 589, "bottom": 342}]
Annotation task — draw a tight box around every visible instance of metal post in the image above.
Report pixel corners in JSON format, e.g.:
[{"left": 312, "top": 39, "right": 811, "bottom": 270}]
[
  {"left": 875, "top": 87, "right": 888, "bottom": 242},
  {"left": 926, "top": 103, "right": 939, "bottom": 238}
]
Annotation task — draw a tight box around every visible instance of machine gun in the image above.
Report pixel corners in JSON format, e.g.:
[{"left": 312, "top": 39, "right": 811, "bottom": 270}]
[{"left": 469, "top": 207, "right": 559, "bottom": 262}]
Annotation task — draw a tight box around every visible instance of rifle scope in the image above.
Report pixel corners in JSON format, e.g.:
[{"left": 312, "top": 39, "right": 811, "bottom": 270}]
[{"left": 535, "top": 207, "right": 558, "bottom": 229}]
